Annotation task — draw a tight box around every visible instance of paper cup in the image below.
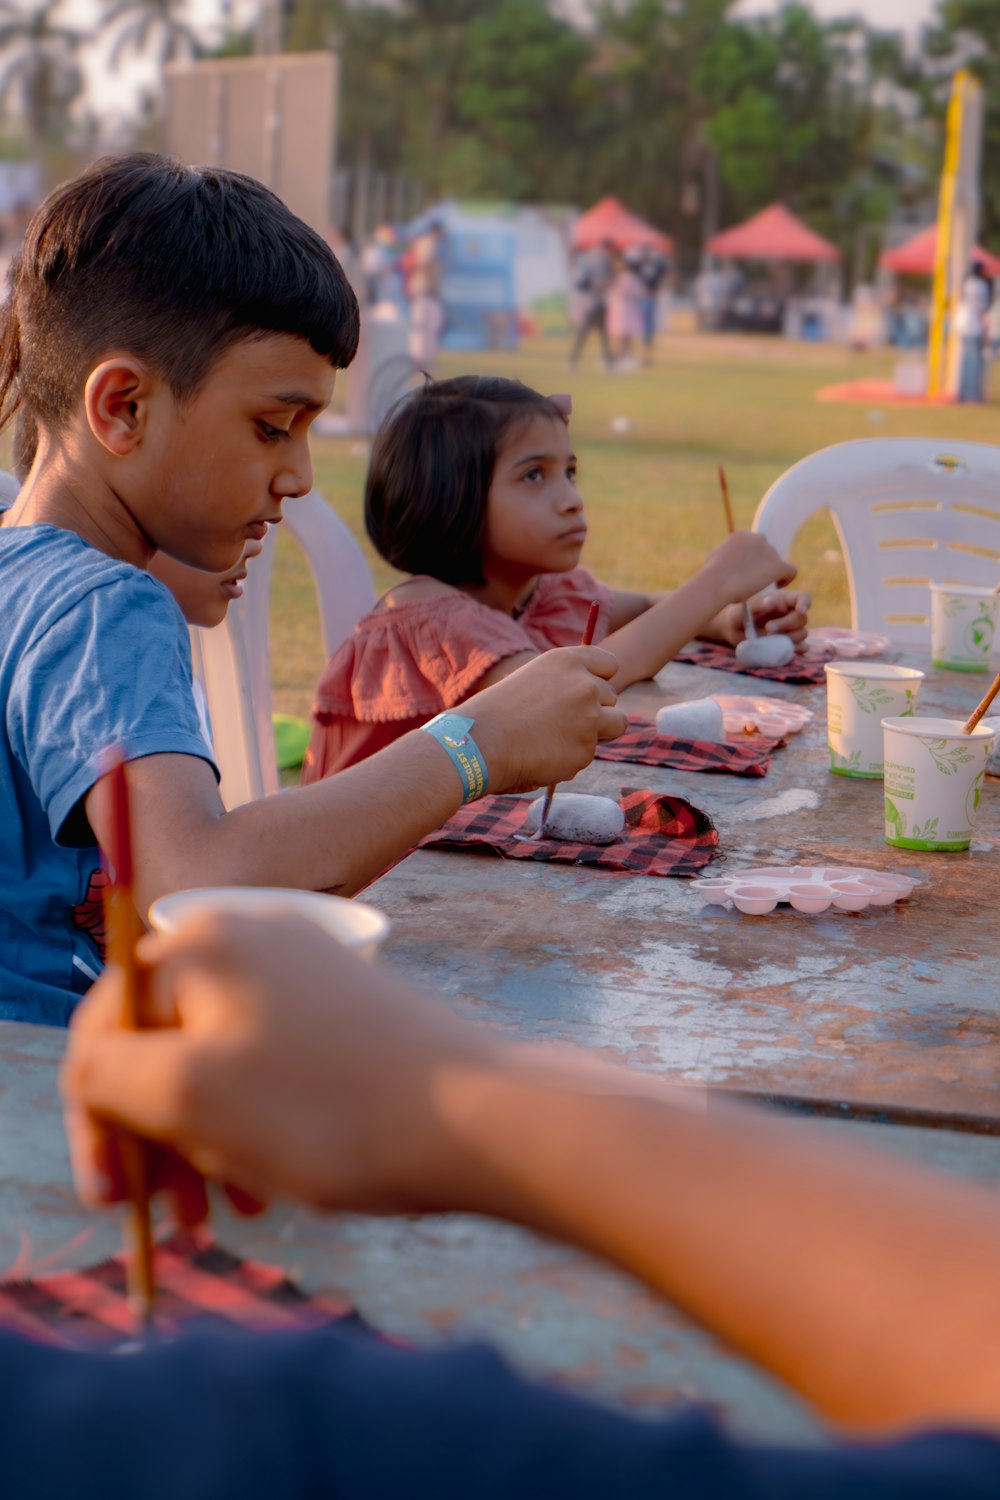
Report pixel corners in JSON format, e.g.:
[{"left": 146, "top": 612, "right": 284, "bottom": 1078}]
[
  {"left": 930, "top": 585, "right": 999, "bottom": 672},
  {"left": 881, "top": 716, "right": 995, "bottom": 852},
  {"left": 825, "top": 663, "right": 924, "bottom": 778},
  {"left": 148, "top": 886, "right": 390, "bottom": 960}
]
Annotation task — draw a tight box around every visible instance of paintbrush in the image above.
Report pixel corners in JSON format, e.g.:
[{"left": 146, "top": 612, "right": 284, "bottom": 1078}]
[
  {"left": 535, "top": 599, "right": 602, "bottom": 837},
  {"left": 963, "top": 668, "right": 1000, "bottom": 735},
  {"left": 717, "top": 463, "right": 736, "bottom": 537},
  {"left": 719, "top": 464, "right": 756, "bottom": 642},
  {"left": 100, "top": 748, "right": 156, "bottom": 1332}
]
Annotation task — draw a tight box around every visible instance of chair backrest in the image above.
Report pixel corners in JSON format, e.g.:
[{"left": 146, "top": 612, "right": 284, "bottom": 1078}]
[
  {"left": 190, "top": 490, "right": 375, "bottom": 809},
  {"left": 752, "top": 438, "right": 1000, "bottom": 644}
]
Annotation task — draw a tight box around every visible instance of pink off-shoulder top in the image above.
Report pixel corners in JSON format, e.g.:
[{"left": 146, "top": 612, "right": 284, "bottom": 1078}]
[{"left": 301, "top": 567, "right": 614, "bottom": 781}]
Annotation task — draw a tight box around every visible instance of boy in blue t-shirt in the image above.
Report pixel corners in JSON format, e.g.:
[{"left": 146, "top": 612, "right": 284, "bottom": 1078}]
[{"left": 0, "top": 154, "right": 626, "bottom": 1023}]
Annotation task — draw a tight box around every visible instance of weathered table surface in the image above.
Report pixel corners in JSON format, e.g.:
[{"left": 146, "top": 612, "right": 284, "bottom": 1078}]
[
  {"left": 366, "top": 652, "right": 1000, "bottom": 1127},
  {"left": 3, "top": 1019, "right": 1000, "bottom": 1441},
  {"left": 2, "top": 648, "right": 999, "bottom": 1440}
]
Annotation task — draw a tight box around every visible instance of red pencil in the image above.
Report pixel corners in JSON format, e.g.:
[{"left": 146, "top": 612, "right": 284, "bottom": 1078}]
[{"left": 100, "top": 747, "right": 156, "bottom": 1329}]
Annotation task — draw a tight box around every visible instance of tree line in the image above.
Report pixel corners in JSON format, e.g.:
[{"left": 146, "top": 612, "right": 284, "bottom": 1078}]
[{"left": 1, "top": 0, "right": 997, "bottom": 273}]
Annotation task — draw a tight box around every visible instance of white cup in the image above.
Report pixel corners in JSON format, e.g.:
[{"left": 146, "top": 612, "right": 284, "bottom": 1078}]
[
  {"left": 825, "top": 662, "right": 924, "bottom": 778},
  {"left": 148, "top": 886, "right": 390, "bottom": 960},
  {"left": 881, "top": 716, "right": 995, "bottom": 852},
  {"left": 930, "top": 585, "right": 999, "bottom": 673}
]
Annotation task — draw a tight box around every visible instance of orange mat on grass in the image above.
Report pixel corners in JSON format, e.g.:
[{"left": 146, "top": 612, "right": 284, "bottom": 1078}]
[{"left": 816, "top": 379, "right": 955, "bottom": 405}]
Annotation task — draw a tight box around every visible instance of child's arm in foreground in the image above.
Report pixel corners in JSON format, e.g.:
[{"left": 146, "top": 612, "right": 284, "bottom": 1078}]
[
  {"left": 67, "top": 912, "right": 1000, "bottom": 1439},
  {"left": 600, "top": 531, "right": 802, "bottom": 689},
  {"left": 85, "top": 647, "right": 626, "bottom": 917}
]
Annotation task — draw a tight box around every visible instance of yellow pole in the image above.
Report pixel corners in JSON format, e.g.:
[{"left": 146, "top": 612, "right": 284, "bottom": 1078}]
[{"left": 927, "top": 72, "right": 966, "bottom": 398}]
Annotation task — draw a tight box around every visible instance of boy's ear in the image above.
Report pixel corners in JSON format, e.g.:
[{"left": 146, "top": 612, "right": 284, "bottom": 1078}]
[{"left": 84, "top": 358, "right": 159, "bottom": 456}]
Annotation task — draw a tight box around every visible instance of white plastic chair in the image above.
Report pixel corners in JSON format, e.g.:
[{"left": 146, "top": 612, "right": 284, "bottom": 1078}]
[
  {"left": 190, "top": 489, "right": 375, "bottom": 809},
  {"left": 752, "top": 438, "right": 1000, "bottom": 644}
]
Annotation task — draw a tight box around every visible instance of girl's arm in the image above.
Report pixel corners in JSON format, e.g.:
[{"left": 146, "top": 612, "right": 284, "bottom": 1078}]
[
  {"left": 610, "top": 588, "right": 810, "bottom": 653},
  {"left": 601, "top": 531, "right": 797, "bottom": 690}
]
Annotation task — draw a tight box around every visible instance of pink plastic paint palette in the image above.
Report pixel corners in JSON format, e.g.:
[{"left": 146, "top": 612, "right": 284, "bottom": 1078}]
[
  {"left": 695, "top": 864, "right": 919, "bottom": 916},
  {"left": 713, "top": 696, "right": 814, "bottom": 739},
  {"left": 802, "top": 627, "right": 891, "bottom": 660}
]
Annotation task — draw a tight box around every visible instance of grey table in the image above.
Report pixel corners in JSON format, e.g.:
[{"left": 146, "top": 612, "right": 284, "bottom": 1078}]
[
  {"left": 1, "top": 650, "right": 998, "bottom": 1441},
  {"left": 367, "top": 654, "right": 1000, "bottom": 1127}
]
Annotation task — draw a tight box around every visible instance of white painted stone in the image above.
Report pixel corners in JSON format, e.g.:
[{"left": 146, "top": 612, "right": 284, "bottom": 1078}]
[
  {"left": 735, "top": 633, "right": 796, "bottom": 668},
  {"left": 525, "top": 792, "right": 625, "bottom": 844},
  {"left": 655, "top": 699, "right": 726, "bottom": 742}
]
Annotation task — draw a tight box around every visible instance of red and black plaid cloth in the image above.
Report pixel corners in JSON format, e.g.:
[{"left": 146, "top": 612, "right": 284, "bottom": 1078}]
[
  {"left": 0, "top": 1229, "right": 358, "bottom": 1350},
  {"left": 420, "top": 787, "right": 719, "bottom": 877},
  {"left": 594, "top": 718, "right": 779, "bottom": 777},
  {"left": 675, "top": 641, "right": 827, "bottom": 686}
]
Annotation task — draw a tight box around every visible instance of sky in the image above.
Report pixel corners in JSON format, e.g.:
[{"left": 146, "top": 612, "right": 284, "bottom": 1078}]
[{"left": 736, "top": 0, "right": 936, "bottom": 36}]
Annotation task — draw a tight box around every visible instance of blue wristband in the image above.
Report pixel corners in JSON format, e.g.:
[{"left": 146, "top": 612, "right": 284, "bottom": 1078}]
[{"left": 422, "top": 712, "right": 489, "bottom": 804}]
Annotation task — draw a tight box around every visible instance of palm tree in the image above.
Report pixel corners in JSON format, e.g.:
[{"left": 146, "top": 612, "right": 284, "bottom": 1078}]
[
  {"left": 0, "top": 0, "right": 83, "bottom": 168},
  {"left": 101, "top": 0, "right": 205, "bottom": 73}
]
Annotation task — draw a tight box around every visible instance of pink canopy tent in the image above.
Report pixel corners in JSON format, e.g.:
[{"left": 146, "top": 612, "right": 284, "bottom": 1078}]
[
  {"left": 571, "top": 196, "right": 673, "bottom": 254},
  {"left": 707, "top": 203, "right": 840, "bottom": 263},
  {"left": 880, "top": 224, "right": 1000, "bottom": 279}
]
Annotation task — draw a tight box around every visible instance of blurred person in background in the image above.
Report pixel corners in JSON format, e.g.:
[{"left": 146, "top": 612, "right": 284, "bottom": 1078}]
[{"left": 568, "top": 239, "right": 615, "bottom": 371}]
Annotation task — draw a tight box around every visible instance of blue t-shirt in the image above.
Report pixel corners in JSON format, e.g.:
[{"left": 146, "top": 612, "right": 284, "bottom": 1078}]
[
  {"left": 0, "top": 525, "right": 216, "bottom": 1025},
  {"left": 0, "top": 1323, "right": 998, "bottom": 1497}
]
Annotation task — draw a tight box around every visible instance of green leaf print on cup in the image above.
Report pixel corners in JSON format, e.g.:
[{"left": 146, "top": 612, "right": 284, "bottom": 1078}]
[
  {"left": 830, "top": 747, "right": 862, "bottom": 772},
  {"left": 909, "top": 816, "right": 939, "bottom": 842},
  {"left": 884, "top": 796, "right": 905, "bottom": 837},
  {"left": 901, "top": 688, "right": 917, "bottom": 717},
  {"left": 966, "top": 769, "right": 986, "bottom": 826},
  {"left": 847, "top": 677, "right": 897, "bottom": 715},
  {"left": 923, "top": 737, "right": 977, "bottom": 775},
  {"left": 964, "top": 605, "right": 996, "bottom": 657},
  {"left": 943, "top": 596, "right": 966, "bottom": 620}
]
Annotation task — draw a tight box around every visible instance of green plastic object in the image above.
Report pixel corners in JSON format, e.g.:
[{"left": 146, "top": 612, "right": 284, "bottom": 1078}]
[{"left": 273, "top": 713, "right": 312, "bottom": 771}]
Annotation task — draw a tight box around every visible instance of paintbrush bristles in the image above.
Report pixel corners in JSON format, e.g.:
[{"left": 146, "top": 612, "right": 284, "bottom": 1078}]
[
  {"left": 718, "top": 464, "right": 736, "bottom": 536},
  {"left": 963, "top": 668, "right": 1000, "bottom": 734}
]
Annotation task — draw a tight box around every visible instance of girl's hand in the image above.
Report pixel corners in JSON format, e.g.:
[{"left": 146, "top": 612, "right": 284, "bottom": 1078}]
[
  {"left": 701, "top": 531, "right": 797, "bottom": 604},
  {"left": 712, "top": 590, "right": 812, "bottom": 650}
]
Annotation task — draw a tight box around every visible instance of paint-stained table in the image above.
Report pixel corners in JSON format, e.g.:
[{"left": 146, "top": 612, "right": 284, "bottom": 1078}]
[
  {"left": 4, "top": 1020, "right": 1000, "bottom": 1442},
  {"left": 367, "top": 651, "right": 1000, "bottom": 1129},
  {"left": 2, "top": 648, "right": 999, "bottom": 1440}
]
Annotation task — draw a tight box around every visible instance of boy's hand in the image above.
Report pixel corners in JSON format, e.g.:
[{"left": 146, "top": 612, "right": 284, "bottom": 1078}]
[
  {"left": 62, "top": 914, "right": 499, "bottom": 1219},
  {"left": 701, "top": 531, "right": 797, "bottom": 606},
  {"left": 464, "top": 646, "right": 628, "bottom": 794},
  {"left": 712, "top": 589, "right": 812, "bottom": 650}
]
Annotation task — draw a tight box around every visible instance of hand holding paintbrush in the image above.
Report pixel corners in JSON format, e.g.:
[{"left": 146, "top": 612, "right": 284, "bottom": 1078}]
[
  {"left": 100, "top": 748, "right": 156, "bottom": 1331},
  {"left": 717, "top": 464, "right": 796, "bottom": 668}
]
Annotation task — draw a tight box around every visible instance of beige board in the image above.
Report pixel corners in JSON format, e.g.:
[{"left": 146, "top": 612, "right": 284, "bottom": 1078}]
[{"left": 164, "top": 53, "right": 338, "bottom": 233}]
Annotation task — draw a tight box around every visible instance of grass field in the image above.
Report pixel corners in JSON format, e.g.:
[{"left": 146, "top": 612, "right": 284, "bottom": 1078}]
[{"left": 234, "top": 333, "right": 1000, "bottom": 717}]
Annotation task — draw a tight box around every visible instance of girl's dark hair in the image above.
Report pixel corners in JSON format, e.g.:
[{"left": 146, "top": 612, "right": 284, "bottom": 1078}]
[
  {"left": 365, "top": 375, "right": 565, "bottom": 585},
  {"left": 0, "top": 152, "right": 360, "bottom": 436}
]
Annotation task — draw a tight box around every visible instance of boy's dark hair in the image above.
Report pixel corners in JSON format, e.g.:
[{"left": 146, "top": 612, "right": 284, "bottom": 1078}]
[
  {"left": 365, "top": 375, "right": 564, "bottom": 585},
  {"left": 0, "top": 152, "right": 360, "bottom": 436}
]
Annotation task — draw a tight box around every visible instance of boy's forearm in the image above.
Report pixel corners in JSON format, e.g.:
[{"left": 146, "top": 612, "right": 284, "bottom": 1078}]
[
  {"left": 115, "top": 734, "right": 470, "bottom": 914},
  {"left": 220, "top": 734, "right": 466, "bottom": 894},
  {"left": 435, "top": 1053, "right": 1000, "bottom": 1435}
]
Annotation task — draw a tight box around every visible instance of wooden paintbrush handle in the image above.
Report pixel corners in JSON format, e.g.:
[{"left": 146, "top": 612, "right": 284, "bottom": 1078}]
[{"left": 963, "top": 668, "right": 1000, "bottom": 734}]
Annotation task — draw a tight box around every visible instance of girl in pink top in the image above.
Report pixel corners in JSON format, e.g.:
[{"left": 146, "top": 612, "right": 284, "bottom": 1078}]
[{"left": 303, "top": 376, "right": 808, "bottom": 781}]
